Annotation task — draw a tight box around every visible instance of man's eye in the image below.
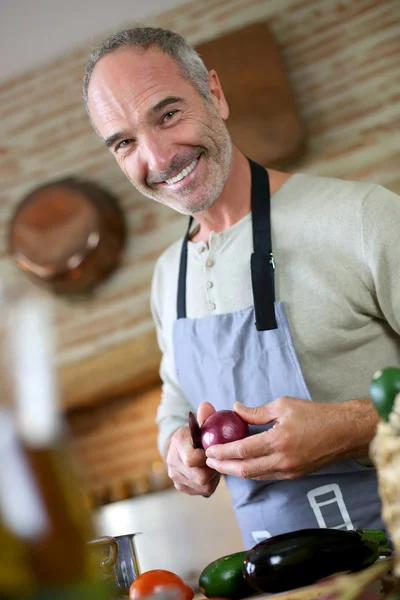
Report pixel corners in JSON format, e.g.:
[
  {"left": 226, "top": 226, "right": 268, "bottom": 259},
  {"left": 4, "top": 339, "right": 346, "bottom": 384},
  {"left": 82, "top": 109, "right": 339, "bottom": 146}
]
[
  {"left": 115, "top": 139, "right": 133, "bottom": 152},
  {"left": 163, "top": 110, "right": 178, "bottom": 123}
]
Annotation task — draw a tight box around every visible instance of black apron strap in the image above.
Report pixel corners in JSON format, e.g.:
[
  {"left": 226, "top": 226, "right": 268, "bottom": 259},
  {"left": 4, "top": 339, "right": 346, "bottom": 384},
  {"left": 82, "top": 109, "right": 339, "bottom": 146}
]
[
  {"left": 177, "top": 216, "right": 193, "bottom": 319},
  {"left": 248, "top": 158, "right": 277, "bottom": 331},
  {"left": 176, "top": 158, "right": 277, "bottom": 330}
]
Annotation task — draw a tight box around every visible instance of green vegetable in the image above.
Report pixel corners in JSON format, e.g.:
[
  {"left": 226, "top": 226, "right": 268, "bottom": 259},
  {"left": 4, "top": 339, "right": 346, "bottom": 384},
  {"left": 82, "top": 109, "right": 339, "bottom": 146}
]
[
  {"left": 370, "top": 367, "right": 400, "bottom": 421},
  {"left": 355, "top": 528, "right": 390, "bottom": 551},
  {"left": 243, "top": 528, "right": 389, "bottom": 595},
  {"left": 199, "top": 550, "right": 257, "bottom": 599}
]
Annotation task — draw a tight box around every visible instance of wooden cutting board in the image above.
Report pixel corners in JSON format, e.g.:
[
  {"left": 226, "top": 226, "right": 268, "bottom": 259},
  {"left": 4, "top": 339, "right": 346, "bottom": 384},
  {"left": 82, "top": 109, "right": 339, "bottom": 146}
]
[{"left": 195, "top": 23, "right": 306, "bottom": 168}]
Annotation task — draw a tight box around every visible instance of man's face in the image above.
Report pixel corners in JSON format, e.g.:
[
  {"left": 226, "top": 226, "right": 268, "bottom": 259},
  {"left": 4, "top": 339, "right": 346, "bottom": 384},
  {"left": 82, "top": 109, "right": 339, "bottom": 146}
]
[{"left": 87, "top": 47, "right": 233, "bottom": 215}]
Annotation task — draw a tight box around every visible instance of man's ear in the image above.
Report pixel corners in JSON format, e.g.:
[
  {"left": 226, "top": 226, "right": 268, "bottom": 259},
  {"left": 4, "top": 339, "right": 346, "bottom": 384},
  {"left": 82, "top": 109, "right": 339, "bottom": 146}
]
[{"left": 207, "top": 70, "right": 229, "bottom": 120}]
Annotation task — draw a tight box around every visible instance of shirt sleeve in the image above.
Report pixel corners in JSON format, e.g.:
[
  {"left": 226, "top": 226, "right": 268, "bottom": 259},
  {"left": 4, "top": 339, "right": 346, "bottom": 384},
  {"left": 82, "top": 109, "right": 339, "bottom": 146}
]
[
  {"left": 361, "top": 184, "right": 400, "bottom": 334},
  {"left": 150, "top": 258, "right": 192, "bottom": 458}
]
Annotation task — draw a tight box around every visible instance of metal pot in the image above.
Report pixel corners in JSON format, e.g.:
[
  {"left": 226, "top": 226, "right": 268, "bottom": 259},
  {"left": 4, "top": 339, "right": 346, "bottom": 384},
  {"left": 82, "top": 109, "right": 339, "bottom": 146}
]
[
  {"left": 8, "top": 177, "right": 127, "bottom": 297},
  {"left": 88, "top": 533, "right": 140, "bottom": 593}
]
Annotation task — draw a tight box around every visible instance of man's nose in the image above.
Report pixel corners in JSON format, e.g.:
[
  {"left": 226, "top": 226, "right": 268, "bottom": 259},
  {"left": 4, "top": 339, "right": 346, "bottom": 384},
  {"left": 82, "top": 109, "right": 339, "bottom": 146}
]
[{"left": 141, "top": 132, "right": 174, "bottom": 175}]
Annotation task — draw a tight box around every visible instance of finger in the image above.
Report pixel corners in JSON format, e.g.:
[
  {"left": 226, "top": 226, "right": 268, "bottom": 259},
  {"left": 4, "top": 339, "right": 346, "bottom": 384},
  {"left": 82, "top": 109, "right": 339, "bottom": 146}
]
[
  {"left": 206, "top": 456, "right": 286, "bottom": 480},
  {"left": 186, "top": 465, "right": 218, "bottom": 488},
  {"left": 169, "top": 469, "right": 207, "bottom": 492},
  {"left": 180, "top": 445, "right": 208, "bottom": 468},
  {"left": 234, "top": 401, "right": 276, "bottom": 425},
  {"left": 174, "top": 481, "right": 207, "bottom": 495},
  {"left": 197, "top": 402, "right": 216, "bottom": 426},
  {"left": 202, "top": 474, "right": 221, "bottom": 497},
  {"left": 253, "top": 473, "right": 291, "bottom": 481},
  {"left": 176, "top": 461, "right": 218, "bottom": 486},
  {"left": 206, "top": 430, "right": 274, "bottom": 460},
  {"left": 171, "top": 467, "right": 219, "bottom": 493},
  {"left": 175, "top": 476, "right": 220, "bottom": 496},
  {"left": 177, "top": 426, "right": 208, "bottom": 466}
]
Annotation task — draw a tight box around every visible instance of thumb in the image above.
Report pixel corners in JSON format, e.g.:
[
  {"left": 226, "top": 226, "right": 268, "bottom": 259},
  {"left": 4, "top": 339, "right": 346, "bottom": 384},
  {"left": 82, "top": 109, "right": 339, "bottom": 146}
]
[
  {"left": 233, "top": 401, "right": 276, "bottom": 425},
  {"left": 197, "top": 402, "right": 216, "bottom": 426}
]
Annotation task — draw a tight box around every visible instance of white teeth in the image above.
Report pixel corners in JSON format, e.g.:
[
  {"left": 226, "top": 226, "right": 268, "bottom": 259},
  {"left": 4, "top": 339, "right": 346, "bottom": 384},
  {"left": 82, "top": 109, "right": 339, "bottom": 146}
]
[{"left": 165, "top": 158, "right": 198, "bottom": 185}]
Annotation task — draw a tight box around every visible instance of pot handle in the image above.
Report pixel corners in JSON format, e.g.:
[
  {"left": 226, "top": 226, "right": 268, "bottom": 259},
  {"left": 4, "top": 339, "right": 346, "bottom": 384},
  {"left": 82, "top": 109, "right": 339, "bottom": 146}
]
[{"left": 87, "top": 536, "right": 118, "bottom": 573}]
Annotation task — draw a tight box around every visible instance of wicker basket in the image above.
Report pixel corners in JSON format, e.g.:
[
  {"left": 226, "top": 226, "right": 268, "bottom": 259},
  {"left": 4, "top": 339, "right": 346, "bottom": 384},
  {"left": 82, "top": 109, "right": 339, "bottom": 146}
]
[{"left": 370, "top": 393, "right": 400, "bottom": 577}]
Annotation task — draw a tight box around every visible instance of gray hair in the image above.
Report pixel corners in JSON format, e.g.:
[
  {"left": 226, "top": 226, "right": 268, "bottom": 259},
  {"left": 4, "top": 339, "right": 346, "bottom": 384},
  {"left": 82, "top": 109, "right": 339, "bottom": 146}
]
[{"left": 83, "top": 27, "right": 211, "bottom": 115}]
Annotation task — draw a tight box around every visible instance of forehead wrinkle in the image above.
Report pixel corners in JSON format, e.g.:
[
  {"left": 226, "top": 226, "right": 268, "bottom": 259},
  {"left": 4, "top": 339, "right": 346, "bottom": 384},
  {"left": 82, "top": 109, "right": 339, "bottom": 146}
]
[
  {"left": 129, "top": 81, "right": 164, "bottom": 118},
  {"left": 101, "top": 89, "right": 168, "bottom": 147},
  {"left": 89, "top": 48, "right": 196, "bottom": 139}
]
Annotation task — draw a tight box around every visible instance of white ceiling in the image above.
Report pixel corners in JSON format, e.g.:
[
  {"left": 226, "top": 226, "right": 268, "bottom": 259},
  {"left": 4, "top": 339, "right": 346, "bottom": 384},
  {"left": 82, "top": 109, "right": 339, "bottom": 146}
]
[{"left": 0, "top": 0, "right": 192, "bottom": 83}]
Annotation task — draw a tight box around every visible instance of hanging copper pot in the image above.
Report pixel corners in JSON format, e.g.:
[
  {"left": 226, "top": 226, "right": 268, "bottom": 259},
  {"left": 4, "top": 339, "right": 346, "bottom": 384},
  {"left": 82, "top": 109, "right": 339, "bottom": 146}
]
[{"left": 8, "top": 177, "right": 127, "bottom": 296}]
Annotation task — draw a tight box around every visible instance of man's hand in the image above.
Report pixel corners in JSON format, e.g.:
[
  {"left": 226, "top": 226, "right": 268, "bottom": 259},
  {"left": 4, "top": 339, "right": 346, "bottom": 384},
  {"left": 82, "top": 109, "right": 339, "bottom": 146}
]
[
  {"left": 166, "top": 402, "right": 220, "bottom": 495},
  {"left": 205, "top": 397, "right": 379, "bottom": 481}
]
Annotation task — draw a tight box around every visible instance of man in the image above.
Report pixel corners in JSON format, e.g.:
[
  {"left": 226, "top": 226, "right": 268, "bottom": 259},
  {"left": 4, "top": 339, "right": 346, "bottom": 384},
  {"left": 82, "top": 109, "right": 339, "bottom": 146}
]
[{"left": 84, "top": 27, "right": 400, "bottom": 548}]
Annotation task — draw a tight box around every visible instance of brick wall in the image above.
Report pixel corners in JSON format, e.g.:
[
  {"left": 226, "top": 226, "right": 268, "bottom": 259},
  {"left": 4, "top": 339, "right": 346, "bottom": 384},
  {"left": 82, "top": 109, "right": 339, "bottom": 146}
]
[{"left": 67, "top": 386, "right": 165, "bottom": 504}]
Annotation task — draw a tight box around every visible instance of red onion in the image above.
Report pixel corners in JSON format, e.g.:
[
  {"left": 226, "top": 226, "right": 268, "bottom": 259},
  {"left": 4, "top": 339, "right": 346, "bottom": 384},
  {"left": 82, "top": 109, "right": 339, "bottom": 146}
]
[{"left": 200, "top": 410, "right": 249, "bottom": 449}]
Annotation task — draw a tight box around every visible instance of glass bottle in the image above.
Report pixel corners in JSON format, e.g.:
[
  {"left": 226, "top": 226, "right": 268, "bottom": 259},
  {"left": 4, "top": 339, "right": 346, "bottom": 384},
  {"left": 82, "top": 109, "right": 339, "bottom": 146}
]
[{"left": 0, "top": 281, "right": 113, "bottom": 599}]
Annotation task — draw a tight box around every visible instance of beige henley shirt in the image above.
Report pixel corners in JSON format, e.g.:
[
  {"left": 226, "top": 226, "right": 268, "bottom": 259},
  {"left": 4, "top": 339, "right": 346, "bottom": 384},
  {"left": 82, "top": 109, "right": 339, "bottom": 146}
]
[{"left": 150, "top": 173, "right": 400, "bottom": 455}]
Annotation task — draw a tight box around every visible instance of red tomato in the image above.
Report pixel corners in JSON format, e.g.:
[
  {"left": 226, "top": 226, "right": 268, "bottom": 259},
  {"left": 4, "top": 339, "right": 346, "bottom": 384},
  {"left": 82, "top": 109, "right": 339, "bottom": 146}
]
[{"left": 129, "top": 569, "right": 194, "bottom": 600}]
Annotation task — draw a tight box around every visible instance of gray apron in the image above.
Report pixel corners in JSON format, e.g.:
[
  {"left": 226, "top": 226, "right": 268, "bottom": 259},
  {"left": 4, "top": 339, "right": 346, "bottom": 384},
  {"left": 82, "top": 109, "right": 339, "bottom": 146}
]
[{"left": 173, "top": 158, "right": 383, "bottom": 549}]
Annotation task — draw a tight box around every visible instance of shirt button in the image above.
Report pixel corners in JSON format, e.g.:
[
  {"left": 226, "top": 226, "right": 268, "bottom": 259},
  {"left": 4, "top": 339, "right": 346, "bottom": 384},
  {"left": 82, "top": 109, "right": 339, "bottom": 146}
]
[
  {"left": 209, "top": 302, "right": 216, "bottom": 311},
  {"left": 206, "top": 259, "right": 214, "bottom": 268},
  {"left": 198, "top": 245, "right": 206, "bottom": 253},
  {"left": 206, "top": 281, "right": 213, "bottom": 290}
]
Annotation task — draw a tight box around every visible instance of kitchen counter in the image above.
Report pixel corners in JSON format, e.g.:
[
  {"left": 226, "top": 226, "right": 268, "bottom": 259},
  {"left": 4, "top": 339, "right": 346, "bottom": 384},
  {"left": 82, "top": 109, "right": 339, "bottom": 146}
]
[{"left": 94, "top": 479, "right": 243, "bottom": 589}]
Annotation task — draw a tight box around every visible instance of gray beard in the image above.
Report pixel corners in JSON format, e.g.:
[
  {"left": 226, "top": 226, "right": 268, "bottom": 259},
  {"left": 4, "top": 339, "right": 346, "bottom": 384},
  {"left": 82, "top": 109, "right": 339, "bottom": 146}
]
[{"left": 131, "top": 126, "right": 233, "bottom": 216}]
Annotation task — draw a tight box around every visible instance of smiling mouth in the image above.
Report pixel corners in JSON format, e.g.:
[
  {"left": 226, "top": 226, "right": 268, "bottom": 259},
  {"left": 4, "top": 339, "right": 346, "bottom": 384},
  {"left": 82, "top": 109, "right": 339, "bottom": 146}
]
[{"left": 164, "top": 157, "right": 199, "bottom": 185}]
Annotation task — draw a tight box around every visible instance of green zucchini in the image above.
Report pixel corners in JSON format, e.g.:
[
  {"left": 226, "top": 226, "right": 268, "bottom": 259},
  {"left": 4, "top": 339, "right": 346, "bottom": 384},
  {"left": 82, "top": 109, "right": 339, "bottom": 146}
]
[
  {"left": 199, "top": 550, "right": 257, "bottom": 599},
  {"left": 370, "top": 367, "right": 400, "bottom": 421},
  {"left": 243, "top": 528, "right": 389, "bottom": 595}
]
